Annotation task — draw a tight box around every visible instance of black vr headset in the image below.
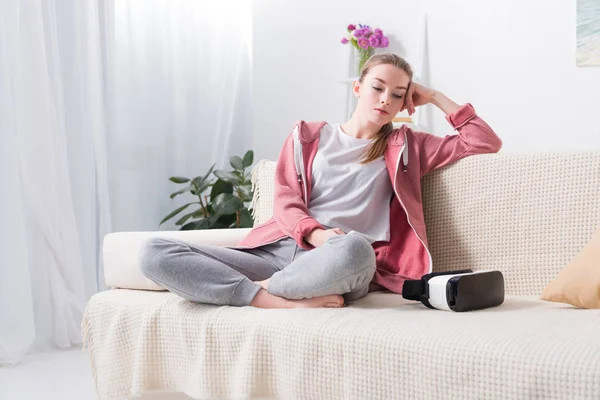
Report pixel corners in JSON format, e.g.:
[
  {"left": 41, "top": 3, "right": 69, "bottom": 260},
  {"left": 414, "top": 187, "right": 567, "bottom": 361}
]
[{"left": 402, "top": 270, "right": 505, "bottom": 312}]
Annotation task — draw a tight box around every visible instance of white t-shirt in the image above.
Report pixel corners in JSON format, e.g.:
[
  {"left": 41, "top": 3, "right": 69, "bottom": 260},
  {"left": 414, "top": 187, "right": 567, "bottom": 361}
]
[{"left": 308, "top": 123, "right": 393, "bottom": 242}]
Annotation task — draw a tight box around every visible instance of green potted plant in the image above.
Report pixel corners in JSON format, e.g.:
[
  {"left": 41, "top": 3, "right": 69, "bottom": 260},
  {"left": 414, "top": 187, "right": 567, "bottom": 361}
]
[{"left": 160, "top": 150, "right": 255, "bottom": 230}]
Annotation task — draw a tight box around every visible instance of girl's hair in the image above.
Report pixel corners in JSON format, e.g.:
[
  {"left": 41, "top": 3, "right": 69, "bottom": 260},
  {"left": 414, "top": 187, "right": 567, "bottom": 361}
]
[{"left": 358, "top": 52, "right": 413, "bottom": 164}]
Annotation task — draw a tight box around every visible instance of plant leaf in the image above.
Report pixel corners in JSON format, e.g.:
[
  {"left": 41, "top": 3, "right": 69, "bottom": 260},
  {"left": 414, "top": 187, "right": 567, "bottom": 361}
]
[
  {"left": 191, "top": 176, "right": 204, "bottom": 188},
  {"left": 192, "top": 175, "right": 214, "bottom": 193},
  {"left": 170, "top": 186, "right": 192, "bottom": 199},
  {"left": 238, "top": 184, "right": 252, "bottom": 199},
  {"left": 180, "top": 221, "right": 198, "bottom": 230},
  {"left": 181, "top": 219, "right": 205, "bottom": 230},
  {"left": 213, "top": 213, "right": 236, "bottom": 229},
  {"left": 169, "top": 176, "right": 190, "bottom": 184},
  {"left": 210, "top": 179, "right": 233, "bottom": 201},
  {"left": 189, "top": 164, "right": 216, "bottom": 193},
  {"left": 239, "top": 208, "right": 254, "bottom": 228},
  {"left": 180, "top": 214, "right": 218, "bottom": 230},
  {"left": 211, "top": 221, "right": 231, "bottom": 229},
  {"left": 202, "top": 163, "right": 216, "bottom": 182},
  {"left": 230, "top": 156, "right": 244, "bottom": 170},
  {"left": 204, "top": 214, "right": 221, "bottom": 228},
  {"left": 175, "top": 208, "right": 204, "bottom": 225},
  {"left": 196, "top": 181, "right": 211, "bottom": 196},
  {"left": 192, "top": 208, "right": 206, "bottom": 218},
  {"left": 212, "top": 193, "right": 243, "bottom": 215},
  {"left": 216, "top": 213, "right": 236, "bottom": 226},
  {"left": 190, "top": 178, "right": 211, "bottom": 197},
  {"left": 201, "top": 214, "right": 219, "bottom": 229},
  {"left": 214, "top": 170, "right": 240, "bottom": 185},
  {"left": 160, "top": 202, "right": 197, "bottom": 225},
  {"left": 243, "top": 150, "right": 254, "bottom": 168}
]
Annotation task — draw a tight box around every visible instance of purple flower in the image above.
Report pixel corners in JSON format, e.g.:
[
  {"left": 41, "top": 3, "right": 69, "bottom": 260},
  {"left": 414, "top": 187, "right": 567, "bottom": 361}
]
[
  {"left": 369, "top": 35, "right": 380, "bottom": 48},
  {"left": 342, "top": 24, "right": 388, "bottom": 49},
  {"left": 357, "top": 37, "right": 369, "bottom": 49}
]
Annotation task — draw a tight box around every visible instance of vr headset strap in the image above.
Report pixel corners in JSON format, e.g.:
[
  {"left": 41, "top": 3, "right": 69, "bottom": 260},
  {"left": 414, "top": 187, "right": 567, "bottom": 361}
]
[{"left": 402, "top": 269, "right": 474, "bottom": 309}]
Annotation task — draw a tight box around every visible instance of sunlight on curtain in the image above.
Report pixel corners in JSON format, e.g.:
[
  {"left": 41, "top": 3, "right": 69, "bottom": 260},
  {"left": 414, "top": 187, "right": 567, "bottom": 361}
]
[
  {"left": 0, "top": 0, "right": 252, "bottom": 366},
  {"left": 0, "top": 0, "right": 110, "bottom": 365}
]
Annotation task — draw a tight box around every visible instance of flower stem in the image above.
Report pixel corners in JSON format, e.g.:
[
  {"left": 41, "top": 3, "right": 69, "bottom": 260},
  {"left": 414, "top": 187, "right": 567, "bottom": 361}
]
[{"left": 357, "top": 48, "right": 373, "bottom": 73}]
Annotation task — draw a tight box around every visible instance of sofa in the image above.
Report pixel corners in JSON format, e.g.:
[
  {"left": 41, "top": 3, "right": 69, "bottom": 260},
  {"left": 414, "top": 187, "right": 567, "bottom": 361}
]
[{"left": 82, "top": 152, "right": 600, "bottom": 400}]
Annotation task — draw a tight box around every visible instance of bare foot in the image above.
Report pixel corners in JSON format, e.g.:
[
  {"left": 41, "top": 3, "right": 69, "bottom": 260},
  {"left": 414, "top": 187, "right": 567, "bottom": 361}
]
[
  {"left": 256, "top": 278, "right": 270, "bottom": 291},
  {"left": 289, "top": 294, "right": 345, "bottom": 309},
  {"left": 250, "top": 289, "right": 345, "bottom": 309}
]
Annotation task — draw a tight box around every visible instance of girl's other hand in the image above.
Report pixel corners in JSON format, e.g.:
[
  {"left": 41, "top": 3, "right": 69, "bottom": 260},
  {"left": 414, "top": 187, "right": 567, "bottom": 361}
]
[
  {"left": 305, "top": 228, "right": 345, "bottom": 248},
  {"left": 400, "top": 82, "right": 437, "bottom": 116}
]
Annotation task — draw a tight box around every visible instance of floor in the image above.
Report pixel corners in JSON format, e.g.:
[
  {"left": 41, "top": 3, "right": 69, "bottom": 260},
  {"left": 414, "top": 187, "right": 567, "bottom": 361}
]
[
  {"left": 0, "top": 346, "right": 97, "bottom": 400},
  {"left": 0, "top": 347, "right": 231, "bottom": 399}
]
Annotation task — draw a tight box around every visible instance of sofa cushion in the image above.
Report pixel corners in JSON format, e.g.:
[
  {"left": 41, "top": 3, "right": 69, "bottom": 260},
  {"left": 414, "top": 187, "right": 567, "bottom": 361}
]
[
  {"left": 103, "top": 228, "right": 252, "bottom": 290},
  {"left": 82, "top": 289, "right": 600, "bottom": 400},
  {"left": 541, "top": 225, "right": 600, "bottom": 308}
]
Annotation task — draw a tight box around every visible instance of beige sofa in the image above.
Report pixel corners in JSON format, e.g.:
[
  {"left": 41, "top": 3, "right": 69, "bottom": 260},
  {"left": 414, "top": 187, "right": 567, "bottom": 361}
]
[{"left": 83, "top": 153, "right": 600, "bottom": 400}]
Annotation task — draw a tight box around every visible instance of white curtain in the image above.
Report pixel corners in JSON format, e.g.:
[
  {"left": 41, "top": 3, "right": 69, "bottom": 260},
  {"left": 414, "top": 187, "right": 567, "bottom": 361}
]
[
  {"left": 0, "top": 0, "right": 252, "bottom": 366},
  {"left": 105, "top": 0, "right": 253, "bottom": 232}
]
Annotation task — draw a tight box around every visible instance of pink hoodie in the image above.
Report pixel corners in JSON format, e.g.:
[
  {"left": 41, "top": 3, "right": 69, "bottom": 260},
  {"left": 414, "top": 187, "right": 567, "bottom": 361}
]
[{"left": 236, "top": 103, "right": 502, "bottom": 294}]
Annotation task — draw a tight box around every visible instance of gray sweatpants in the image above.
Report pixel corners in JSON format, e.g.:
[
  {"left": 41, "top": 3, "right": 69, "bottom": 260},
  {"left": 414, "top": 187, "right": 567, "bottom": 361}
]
[{"left": 139, "top": 232, "right": 377, "bottom": 307}]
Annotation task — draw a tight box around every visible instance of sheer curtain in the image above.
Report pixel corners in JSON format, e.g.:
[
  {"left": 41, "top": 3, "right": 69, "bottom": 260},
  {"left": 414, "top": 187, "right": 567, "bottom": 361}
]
[
  {"left": 105, "top": 0, "right": 253, "bottom": 232},
  {"left": 0, "top": 0, "right": 252, "bottom": 366}
]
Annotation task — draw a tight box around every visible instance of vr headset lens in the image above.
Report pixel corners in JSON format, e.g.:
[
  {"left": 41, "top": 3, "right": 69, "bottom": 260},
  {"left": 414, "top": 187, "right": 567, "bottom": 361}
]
[{"left": 447, "top": 271, "right": 504, "bottom": 312}]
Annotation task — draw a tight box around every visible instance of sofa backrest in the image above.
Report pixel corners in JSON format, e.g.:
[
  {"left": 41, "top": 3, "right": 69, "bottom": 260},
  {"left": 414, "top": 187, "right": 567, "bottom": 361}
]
[{"left": 249, "top": 153, "right": 600, "bottom": 296}]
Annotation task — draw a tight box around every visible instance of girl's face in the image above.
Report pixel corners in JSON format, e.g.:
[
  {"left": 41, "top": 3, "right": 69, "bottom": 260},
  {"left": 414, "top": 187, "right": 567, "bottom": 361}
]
[{"left": 353, "top": 63, "right": 411, "bottom": 124}]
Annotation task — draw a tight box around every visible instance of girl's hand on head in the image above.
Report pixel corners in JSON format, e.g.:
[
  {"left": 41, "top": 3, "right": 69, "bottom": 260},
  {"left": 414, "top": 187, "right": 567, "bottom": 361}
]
[
  {"left": 400, "top": 82, "right": 437, "bottom": 116},
  {"left": 305, "top": 228, "right": 345, "bottom": 248}
]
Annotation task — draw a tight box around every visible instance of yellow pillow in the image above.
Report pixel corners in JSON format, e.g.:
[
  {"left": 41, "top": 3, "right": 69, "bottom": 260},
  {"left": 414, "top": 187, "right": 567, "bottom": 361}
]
[{"left": 540, "top": 226, "right": 600, "bottom": 308}]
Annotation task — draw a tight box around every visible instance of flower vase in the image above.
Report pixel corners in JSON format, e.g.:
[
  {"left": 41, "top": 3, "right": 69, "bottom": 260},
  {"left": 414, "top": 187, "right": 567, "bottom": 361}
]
[{"left": 356, "top": 48, "right": 374, "bottom": 75}]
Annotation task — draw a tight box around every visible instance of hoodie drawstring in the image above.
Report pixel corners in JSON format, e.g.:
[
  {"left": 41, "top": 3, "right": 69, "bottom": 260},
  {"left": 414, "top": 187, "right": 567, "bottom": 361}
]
[{"left": 402, "top": 135, "right": 409, "bottom": 173}]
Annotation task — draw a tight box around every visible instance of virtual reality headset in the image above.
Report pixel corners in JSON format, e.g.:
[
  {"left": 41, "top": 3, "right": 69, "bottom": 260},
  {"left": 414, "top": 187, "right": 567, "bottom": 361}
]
[{"left": 402, "top": 269, "right": 505, "bottom": 312}]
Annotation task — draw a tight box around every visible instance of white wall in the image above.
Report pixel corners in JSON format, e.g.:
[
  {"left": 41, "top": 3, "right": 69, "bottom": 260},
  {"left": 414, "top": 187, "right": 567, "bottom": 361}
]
[{"left": 252, "top": 0, "right": 600, "bottom": 162}]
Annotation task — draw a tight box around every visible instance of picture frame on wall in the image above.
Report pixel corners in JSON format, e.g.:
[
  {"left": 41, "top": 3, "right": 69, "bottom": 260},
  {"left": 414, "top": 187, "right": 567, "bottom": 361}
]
[{"left": 577, "top": 0, "right": 600, "bottom": 67}]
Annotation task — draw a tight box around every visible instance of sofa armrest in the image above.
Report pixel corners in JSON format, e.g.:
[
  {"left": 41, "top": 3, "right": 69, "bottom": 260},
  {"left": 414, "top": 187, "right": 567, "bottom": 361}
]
[{"left": 103, "top": 228, "right": 252, "bottom": 291}]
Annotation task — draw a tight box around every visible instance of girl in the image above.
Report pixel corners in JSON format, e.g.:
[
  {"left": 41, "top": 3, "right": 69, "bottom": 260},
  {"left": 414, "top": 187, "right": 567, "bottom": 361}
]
[{"left": 140, "top": 53, "right": 502, "bottom": 309}]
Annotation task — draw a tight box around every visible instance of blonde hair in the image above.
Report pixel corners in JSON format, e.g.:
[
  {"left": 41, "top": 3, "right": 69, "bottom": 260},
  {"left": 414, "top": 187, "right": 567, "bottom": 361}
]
[{"left": 358, "top": 53, "right": 413, "bottom": 164}]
